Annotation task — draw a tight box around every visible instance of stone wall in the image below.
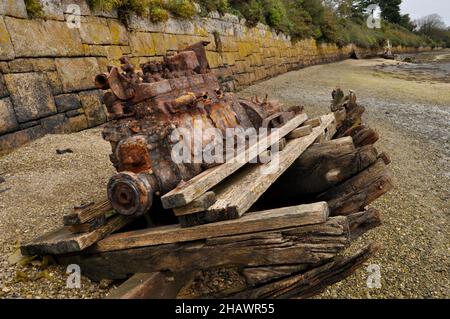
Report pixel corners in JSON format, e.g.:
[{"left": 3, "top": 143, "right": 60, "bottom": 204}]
[{"left": 0, "top": 0, "right": 430, "bottom": 155}]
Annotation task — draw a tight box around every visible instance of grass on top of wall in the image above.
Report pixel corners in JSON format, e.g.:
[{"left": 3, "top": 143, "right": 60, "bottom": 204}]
[
  {"left": 86, "top": 0, "right": 435, "bottom": 49},
  {"left": 25, "top": 0, "right": 44, "bottom": 18},
  {"left": 87, "top": 0, "right": 197, "bottom": 22}
]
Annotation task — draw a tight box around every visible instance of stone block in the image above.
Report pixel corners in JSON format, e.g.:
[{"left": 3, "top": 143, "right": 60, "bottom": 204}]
[
  {"left": 0, "top": 97, "right": 18, "bottom": 134},
  {"left": 0, "top": 61, "right": 10, "bottom": 73},
  {"left": 129, "top": 32, "right": 156, "bottom": 57},
  {"left": 78, "top": 90, "right": 107, "bottom": 127},
  {"left": 126, "top": 14, "right": 165, "bottom": 33},
  {"left": 108, "top": 19, "right": 129, "bottom": 45},
  {"left": 4, "top": 72, "right": 57, "bottom": 123},
  {"left": 55, "top": 57, "right": 100, "bottom": 92},
  {"left": 0, "top": 125, "right": 45, "bottom": 156},
  {"left": 0, "top": 0, "right": 28, "bottom": 18},
  {"left": 54, "top": 93, "right": 81, "bottom": 112},
  {"left": 19, "top": 120, "right": 40, "bottom": 130},
  {"left": 65, "top": 108, "right": 84, "bottom": 118},
  {"left": 91, "top": 7, "right": 118, "bottom": 18},
  {"left": 46, "top": 71, "right": 63, "bottom": 95},
  {"left": 61, "top": 0, "right": 91, "bottom": 16},
  {"left": 40, "top": 113, "right": 67, "bottom": 134},
  {"left": 8, "top": 59, "right": 34, "bottom": 73},
  {"left": 79, "top": 17, "right": 112, "bottom": 45},
  {"left": 5, "top": 17, "right": 83, "bottom": 57},
  {"left": 32, "top": 58, "right": 56, "bottom": 72},
  {"left": 39, "top": 0, "right": 65, "bottom": 20},
  {"left": 105, "top": 46, "right": 123, "bottom": 61},
  {"left": 66, "top": 114, "right": 88, "bottom": 132},
  {"left": 0, "top": 74, "right": 8, "bottom": 97},
  {"left": 96, "top": 57, "right": 110, "bottom": 72},
  {"left": 206, "top": 51, "right": 223, "bottom": 68},
  {"left": 89, "top": 45, "right": 108, "bottom": 57},
  {"left": 0, "top": 17, "right": 15, "bottom": 61},
  {"left": 152, "top": 33, "right": 169, "bottom": 56}
]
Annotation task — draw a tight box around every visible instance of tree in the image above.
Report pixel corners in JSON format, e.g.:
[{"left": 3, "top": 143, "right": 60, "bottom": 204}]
[
  {"left": 415, "top": 14, "right": 446, "bottom": 35},
  {"left": 399, "top": 14, "right": 416, "bottom": 31},
  {"left": 415, "top": 14, "right": 449, "bottom": 47},
  {"left": 378, "top": 0, "right": 402, "bottom": 24}
]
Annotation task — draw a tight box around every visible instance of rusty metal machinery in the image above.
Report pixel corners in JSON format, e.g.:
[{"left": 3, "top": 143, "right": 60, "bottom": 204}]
[{"left": 97, "top": 42, "right": 301, "bottom": 217}]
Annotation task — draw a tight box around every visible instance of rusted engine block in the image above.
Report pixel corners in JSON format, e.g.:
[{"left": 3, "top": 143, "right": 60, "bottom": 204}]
[{"left": 97, "top": 42, "right": 300, "bottom": 217}]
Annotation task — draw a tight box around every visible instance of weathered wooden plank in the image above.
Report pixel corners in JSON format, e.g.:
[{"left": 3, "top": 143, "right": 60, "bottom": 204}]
[
  {"left": 347, "top": 208, "right": 382, "bottom": 240},
  {"left": 303, "top": 117, "right": 321, "bottom": 128},
  {"left": 68, "top": 215, "right": 107, "bottom": 234},
  {"left": 352, "top": 127, "right": 379, "bottom": 147},
  {"left": 287, "top": 125, "right": 312, "bottom": 139},
  {"left": 21, "top": 215, "right": 132, "bottom": 256},
  {"left": 91, "top": 202, "right": 329, "bottom": 253},
  {"left": 318, "top": 158, "right": 394, "bottom": 216},
  {"left": 63, "top": 199, "right": 113, "bottom": 226},
  {"left": 278, "top": 138, "right": 287, "bottom": 151},
  {"left": 272, "top": 143, "right": 379, "bottom": 196},
  {"left": 228, "top": 243, "right": 380, "bottom": 299},
  {"left": 106, "top": 272, "right": 188, "bottom": 299},
  {"left": 57, "top": 216, "right": 350, "bottom": 281},
  {"left": 198, "top": 113, "right": 337, "bottom": 223},
  {"left": 161, "top": 113, "right": 308, "bottom": 209},
  {"left": 173, "top": 192, "right": 216, "bottom": 217},
  {"left": 56, "top": 209, "right": 381, "bottom": 282}
]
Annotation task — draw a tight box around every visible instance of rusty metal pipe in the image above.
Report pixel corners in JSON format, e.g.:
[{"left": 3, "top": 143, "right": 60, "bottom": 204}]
[
  {"left": 95, "top": 73, "right": 110, "bottom": 90},
  {"left": 108, "top": 172, "right": 159, "bottom": 217}
]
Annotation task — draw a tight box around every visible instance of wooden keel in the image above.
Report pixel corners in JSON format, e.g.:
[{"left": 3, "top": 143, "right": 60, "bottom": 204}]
[
  {"left": 227, "top": 243, "right": 380, "bottom": 299},
  {"left": 318, "top": 158, "right": 394, "bottom": 216},
  {"left": 55, "top": 208, "right": 381, "bottom": 282}
]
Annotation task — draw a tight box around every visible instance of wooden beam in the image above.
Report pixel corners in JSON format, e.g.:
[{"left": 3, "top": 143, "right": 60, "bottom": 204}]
[
  {"left": 272, "top": 144, "right": 379, "bottom": 196},
  {"left": 21, "top": 215, "right": 132, "bottom": 256},
  {"left": 303, "top": 117, "right": 321, "bottom": 128},
  {"left": 161, "top": 113, "right": 308, "bottom": 209},
  {"left": 63, "top": 199, "right": 113, "bottom": 226},
  {"left": 347, "top": 208, "right": 382, "bottom": 241},
  {"left": 187, "top": 113, "right": 337, "bottom": 225},
  {"left": 57, "top": 216, "right": 351, "bottom": 281},
  {"left": 68, "top": 215, "right": 107, "bottom": 234},
  {"left": 56, "top": 210, "right": 381, "bottom": 282},
  {"left": 105, "top": 272, "right": 188, "bottom": 299},
  {"left": 318, "top": 158, "right": 394, "bottom": 216},
  {"left": 287, "top": 125, "right": 312, "bottom": 139},
  {"left": 91, "top": 202, "right": 329, "bottom": 253},
  {"left": 228, "top": 243, "right": 380, "bottom": 299},
  {"left": 173, "top": 192, "right": 216, "bottom": 217}
]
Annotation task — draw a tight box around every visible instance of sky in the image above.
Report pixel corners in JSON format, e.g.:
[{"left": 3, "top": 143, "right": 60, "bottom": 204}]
[{"left": 401, "top": 0, "right": 450, "bottom": 26}]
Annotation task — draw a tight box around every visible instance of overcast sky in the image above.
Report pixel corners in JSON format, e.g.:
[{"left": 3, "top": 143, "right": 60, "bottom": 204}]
[{"left": 401, "top": 0, "right": 450, "bottom": 26}]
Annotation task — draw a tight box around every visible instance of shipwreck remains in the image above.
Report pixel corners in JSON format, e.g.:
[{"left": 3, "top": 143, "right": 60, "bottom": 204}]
[{"left": 21, "top": 42, "right": 393, "bottom": 299}]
